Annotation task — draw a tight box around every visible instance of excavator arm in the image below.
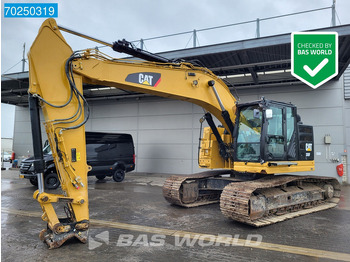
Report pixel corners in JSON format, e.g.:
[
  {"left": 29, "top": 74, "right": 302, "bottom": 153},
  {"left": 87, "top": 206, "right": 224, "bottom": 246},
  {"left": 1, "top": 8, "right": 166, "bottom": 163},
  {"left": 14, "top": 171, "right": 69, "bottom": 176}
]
[{"left": 28, "top": 18, "right": 237, "bottom": 248}]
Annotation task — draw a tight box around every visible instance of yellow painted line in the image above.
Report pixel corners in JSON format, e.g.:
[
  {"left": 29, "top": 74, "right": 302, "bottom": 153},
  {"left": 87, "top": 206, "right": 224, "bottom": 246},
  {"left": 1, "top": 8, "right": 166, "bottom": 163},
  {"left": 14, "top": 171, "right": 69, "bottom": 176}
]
[{"left": 2, "top": 208, "right": 350, "bottom": 262}]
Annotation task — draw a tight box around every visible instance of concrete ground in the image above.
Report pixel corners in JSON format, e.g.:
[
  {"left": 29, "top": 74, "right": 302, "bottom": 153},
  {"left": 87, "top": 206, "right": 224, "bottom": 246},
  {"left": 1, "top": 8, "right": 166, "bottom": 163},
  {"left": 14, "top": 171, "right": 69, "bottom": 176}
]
[{"left": 1, "top": 169, "right": 350, "bottom": 262}]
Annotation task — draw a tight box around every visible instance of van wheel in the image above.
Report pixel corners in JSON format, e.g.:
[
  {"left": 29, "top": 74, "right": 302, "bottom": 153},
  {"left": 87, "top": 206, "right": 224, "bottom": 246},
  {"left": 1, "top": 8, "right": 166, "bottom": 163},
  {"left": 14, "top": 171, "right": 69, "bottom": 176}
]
[
  {"left": 45, "top": 172, "right": 60, "bottom": 189},
  {"left": 29, "top": 178, "right": 38, "bottom": 187},
  {"left": 113, "top": 169, "right": 125, "bottom": 182},
  {"left": 96, "top": 175, "right": 106, "bottom": 180}
]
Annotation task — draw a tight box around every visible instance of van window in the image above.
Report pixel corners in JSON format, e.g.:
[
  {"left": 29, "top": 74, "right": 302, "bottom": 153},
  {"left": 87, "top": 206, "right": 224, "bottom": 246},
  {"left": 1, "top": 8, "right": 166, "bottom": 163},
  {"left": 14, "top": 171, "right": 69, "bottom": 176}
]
[
  {"left": 43, "top": 144, "right": 52, "bottom": 155},
  {"left": 86, "top": 142, "right": 133, "bottom": 160},
  {"left": 117, "top": 142, "right": 133, "bottom": 155}
]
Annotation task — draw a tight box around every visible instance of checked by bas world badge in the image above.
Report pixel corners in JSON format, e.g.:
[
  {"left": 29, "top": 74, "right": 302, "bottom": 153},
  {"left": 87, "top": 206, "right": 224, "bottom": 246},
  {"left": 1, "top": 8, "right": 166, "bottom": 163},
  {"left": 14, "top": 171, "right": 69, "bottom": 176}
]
[{"left": 291, "top": 32, "right": 338, "bottom": 89}]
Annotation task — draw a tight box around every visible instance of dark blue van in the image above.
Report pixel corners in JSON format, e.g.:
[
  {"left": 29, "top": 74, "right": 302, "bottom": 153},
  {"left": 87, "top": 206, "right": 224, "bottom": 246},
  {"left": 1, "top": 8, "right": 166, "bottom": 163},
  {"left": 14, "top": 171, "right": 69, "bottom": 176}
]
[{"left": 19, "top": 132, "right": 135, "bottom": 189}]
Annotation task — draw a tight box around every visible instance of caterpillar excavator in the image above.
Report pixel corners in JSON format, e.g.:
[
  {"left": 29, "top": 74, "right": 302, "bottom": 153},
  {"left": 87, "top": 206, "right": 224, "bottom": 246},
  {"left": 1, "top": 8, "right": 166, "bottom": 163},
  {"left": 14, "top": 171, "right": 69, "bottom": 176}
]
[{"left": 28, "top": 18, "right": 340, "bottom": 249}]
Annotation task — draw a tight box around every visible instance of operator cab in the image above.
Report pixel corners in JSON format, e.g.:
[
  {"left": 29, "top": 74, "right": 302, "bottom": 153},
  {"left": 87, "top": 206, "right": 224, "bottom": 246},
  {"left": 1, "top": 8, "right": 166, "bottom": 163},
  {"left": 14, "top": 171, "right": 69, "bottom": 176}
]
[{"left": 234, "top": 99, "right": 314, "bottom": 163}]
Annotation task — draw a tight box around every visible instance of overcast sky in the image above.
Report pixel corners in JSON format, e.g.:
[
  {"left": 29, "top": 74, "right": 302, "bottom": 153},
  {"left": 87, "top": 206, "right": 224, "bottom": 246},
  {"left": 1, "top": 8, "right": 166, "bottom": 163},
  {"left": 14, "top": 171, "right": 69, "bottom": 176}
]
[{"left": 1, "top": 0, "right": 350, "bottom": 139}]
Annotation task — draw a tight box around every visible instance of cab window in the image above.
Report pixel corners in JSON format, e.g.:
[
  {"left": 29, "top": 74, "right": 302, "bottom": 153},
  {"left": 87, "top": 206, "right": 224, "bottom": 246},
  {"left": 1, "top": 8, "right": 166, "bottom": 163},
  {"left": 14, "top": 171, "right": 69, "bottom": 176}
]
[
  {"left": 236, "top": 105, "right": 262, "bottom": 161},
  {"left": 265, "top": 106, "right": 284, "bottom": 160}
]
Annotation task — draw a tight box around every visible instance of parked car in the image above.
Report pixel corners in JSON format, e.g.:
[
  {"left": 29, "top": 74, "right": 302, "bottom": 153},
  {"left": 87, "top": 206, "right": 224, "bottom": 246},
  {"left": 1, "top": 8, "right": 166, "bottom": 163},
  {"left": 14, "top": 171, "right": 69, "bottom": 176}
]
[
  {"left": 1, "top": 151, "right": 12, "bottom": 162},
  {"left": 19, "top": 132, "right": 135, "bottom": 189}
]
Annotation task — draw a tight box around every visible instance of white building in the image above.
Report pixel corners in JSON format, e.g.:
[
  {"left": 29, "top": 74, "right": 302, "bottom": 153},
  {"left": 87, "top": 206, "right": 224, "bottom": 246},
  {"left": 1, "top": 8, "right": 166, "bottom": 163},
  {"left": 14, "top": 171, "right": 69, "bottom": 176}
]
[{"left": 1, "top": 138, "right": 13, "bottom": 153}]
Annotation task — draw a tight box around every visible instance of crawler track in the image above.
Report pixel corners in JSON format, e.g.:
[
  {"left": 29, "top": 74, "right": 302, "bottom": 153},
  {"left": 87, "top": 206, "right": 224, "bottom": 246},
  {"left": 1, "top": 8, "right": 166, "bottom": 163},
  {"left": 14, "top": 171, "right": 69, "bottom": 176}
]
[
  {"left": 220, "top": 175, "right": 341, "bottom": 226},
  {"left": 163, "top": 172, "right": 341, "bottom": 226},
  {"left": 162, "top": 170, "right": 234, "bottom": 207}
]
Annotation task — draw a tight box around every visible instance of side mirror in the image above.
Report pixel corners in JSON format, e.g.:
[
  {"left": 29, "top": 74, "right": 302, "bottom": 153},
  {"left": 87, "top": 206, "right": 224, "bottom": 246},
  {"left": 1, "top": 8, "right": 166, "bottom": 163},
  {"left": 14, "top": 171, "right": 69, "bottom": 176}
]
[
  {"left": 265, "top": 109, "right": 273, "bottom": 119},
  {"left": 253, "top": 109, "right": 261, "bottom": 119}
]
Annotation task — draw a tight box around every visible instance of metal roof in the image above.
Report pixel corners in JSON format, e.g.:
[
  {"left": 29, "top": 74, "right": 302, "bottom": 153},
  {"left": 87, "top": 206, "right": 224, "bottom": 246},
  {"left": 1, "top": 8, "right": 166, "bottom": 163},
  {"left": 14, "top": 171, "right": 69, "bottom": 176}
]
[{"left": 2, "top": 24, "right": 350, "bottom": 106}]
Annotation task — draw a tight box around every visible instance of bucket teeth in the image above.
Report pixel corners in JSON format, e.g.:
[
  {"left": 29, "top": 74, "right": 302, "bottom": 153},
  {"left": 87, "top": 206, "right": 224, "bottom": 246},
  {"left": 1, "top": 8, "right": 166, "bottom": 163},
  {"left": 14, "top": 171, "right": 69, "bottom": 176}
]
[{"left": 39, "top": 227, "right": 88, "bottom": 249}]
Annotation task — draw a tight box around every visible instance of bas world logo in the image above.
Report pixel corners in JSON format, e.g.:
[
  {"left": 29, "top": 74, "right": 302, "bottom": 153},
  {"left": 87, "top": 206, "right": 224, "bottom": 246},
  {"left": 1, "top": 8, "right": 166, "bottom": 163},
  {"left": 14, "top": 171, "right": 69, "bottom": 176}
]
[
  {"left": 291, "top": 32, "right": 338, "bottom": 89},
  {"left": 88, "top": 230, "right": 109, "bottom": 250},
  {"left": 87, "top": 231, "right": 263, "bottom": 249}
]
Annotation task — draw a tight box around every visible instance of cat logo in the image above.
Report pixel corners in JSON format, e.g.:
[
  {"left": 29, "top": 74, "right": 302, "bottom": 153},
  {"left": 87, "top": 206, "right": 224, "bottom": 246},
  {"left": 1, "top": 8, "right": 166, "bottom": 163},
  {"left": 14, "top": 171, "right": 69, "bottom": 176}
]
[
  {"left": 125, "top": 72, "right": 161, "bottom": 87},
  {"left": 306, "top": 143, "right": 313, "bottom": 152}
]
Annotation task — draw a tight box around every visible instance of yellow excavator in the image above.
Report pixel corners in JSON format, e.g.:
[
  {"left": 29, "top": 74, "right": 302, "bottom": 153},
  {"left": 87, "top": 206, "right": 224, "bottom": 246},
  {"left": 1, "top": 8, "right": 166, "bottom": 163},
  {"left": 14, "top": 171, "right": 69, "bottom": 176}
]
[{"left": 28, "top": 19, "right": 340, "bottom": 249}]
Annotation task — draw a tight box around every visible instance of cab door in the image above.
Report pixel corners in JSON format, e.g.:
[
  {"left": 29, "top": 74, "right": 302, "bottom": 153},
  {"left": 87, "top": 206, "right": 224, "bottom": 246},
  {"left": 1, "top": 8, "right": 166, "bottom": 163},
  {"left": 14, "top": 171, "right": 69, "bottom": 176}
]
[
  {"left": 263, "top": 105, "right": 297, "bottom": 161},
  {"left": 235, "top": 104, "right": 263, "bottom": 162}
]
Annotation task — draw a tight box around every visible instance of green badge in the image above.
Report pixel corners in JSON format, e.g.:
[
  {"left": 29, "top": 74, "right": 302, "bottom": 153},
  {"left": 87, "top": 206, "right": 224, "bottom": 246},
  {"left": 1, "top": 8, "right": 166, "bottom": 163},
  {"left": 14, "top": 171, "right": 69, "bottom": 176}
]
[{"left": 291, "top": 32, "right": 338, "bottom": 89}]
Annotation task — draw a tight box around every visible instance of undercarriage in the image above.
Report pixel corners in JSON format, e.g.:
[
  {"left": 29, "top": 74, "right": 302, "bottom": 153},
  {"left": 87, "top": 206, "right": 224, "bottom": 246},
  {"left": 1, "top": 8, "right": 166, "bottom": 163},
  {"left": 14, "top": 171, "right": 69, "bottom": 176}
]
[{"left": 163, "top": 171, "right": 341, "bottom": 226}]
